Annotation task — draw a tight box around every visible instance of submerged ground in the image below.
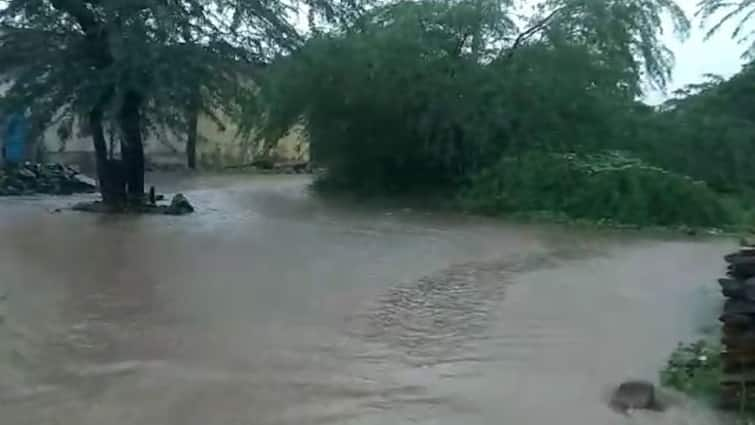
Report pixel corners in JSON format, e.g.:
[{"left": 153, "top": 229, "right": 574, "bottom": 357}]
[{"left": 0, "top": 173, "right": 735, "bottom": 425}]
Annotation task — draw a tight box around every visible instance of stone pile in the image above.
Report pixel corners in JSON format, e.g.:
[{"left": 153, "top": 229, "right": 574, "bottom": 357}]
[
  {"left": 719, "top": 243, "right": 755, "bottom": 408},
  {"left": 0, "top": 162, "right": 96, "bottom": 196}
]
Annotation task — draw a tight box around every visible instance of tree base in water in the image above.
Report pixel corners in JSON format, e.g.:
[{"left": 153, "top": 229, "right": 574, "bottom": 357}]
[{"left": 72, "top": 193, "right": 194, "bottom": 216}]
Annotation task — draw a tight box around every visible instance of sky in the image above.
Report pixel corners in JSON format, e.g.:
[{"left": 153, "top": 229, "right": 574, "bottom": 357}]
[{"left": 647, "top": 0, "right": 748, "bottom": 103}]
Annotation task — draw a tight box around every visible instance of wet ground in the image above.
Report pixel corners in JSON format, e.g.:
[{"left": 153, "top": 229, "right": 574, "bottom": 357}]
[{"left": 0, "top": 174, "right": 735, "bottom": 424}]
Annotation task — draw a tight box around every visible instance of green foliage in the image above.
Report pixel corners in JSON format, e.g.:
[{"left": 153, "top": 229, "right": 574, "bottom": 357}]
[
  {"left": 698, "top": 0, "right": 755, "bottom": 57},
  {"left": 625, "top": 64, "right": 755, "bottom": 194},
  {"left": 251, "top": 0, "right": 685, "bottom": 192},
  {"left": 541, "top": 0, "right": 689, "bottom": 92},
  {"left": 252, "top": 1, "right": 509, "bottom": 193},
  {"left": 458, "top": 151, "right": 734, "bottom": 227},
  {"left": 660, "top": 339, "right": 721, "bottom": 401},
  {"left": 245, "top": 0, "right": 755, "bottom": 228}
]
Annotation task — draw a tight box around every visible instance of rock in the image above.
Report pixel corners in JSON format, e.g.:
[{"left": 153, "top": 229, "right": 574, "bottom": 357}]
[
  {"left": 0, "top": 162, "right": 96, "bottom": 196},
  {"left": 609, "top": 380, "right": 663, "bottom": 414},
  {"left": 720, "top": 312, "right": 755, "bottom": 328},
  {"left": 69, "top": 173, "right": 97, "bottom": 191},
  {"left": 719, "top": 278, "right": 755, "bottom": 300},
  {"left": 725, "top": 253, "right": 755, "bottom": 265},
  {"left": 728, "top": 262, "right": 755, "bottom": 280},
  {"left": 725, "top": 299, "right": 755, "bottom": 316},
  {"left": 723, "top": 332, "right": 755, "bottom": 349},
  {"left": 740, "top": 286, "right": 755, "bottom": 302},
  {"left": 721, "top": 383, "right": 755, "bottom": 408},
  {"left": 165, "top": 193, "right": 194, "bottom": 215},
  {"left": 720, "top": 278, "right": 744, "bottom": 298},
  {"left": 4, "top": 185, "right": 21, "bottom": 196},
  {"left": 722, "top": 351, "right": 755, "bottom": 373},
  {"left": 16, "top": 167, "right": 36, "bottom": 179}
]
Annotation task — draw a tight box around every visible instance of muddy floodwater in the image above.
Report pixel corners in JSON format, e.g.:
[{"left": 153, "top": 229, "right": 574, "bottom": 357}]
[{"left": 0, "top": 174, "right": 735, "bottom": 424}]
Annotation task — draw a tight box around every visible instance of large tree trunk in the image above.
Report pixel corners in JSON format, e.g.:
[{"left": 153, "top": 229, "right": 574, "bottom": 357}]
[
  {"left": 186, "top": 92, "right": 200, "bottom": 169},
  {"left": 90, "top": 105, "right": 126, "bottom": 205},
  {"left": 119, "top": 90, "right": 145, "bottom": 203}
]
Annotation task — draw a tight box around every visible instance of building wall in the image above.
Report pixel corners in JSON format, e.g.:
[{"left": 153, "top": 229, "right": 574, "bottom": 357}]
[
  {"left": 196, "top": 114, "right": 308, "bottom": 167},
  {"left": 39, "top": 112, "right": 308, "bottom": 171}
]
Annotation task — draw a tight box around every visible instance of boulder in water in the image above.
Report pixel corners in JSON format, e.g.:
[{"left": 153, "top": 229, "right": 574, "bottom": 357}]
[
  {"left": 165, "top": 193, "right": 194, "bottom": 215},
  {"left": 609, "top": 380, "right": 663, "bottom": 414}
]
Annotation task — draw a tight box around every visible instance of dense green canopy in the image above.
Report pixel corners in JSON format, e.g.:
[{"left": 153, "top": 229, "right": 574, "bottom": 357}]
[
  {"left": 245, "top": 0, "right": 755, "bottom": 227},
  {"left": 249, "top": 0, "right": 689, "bottom": 185}
]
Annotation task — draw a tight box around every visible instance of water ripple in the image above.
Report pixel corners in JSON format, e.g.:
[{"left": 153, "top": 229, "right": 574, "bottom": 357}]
[{"left": 349, "top": 254, "right": 561, "bottom": 367}]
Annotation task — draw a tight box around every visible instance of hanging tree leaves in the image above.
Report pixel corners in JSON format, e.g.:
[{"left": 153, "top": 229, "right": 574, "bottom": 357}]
[
  {"left": 528, "top": 0, "right": 690, "bottom": 93},
  {"left": 698, "top": 0, "right": 755, "bottom": 56}
]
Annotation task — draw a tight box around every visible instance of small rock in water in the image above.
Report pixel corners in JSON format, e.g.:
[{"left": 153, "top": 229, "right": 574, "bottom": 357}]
[
  {"left": 609, "top": 380, "right": 663, "bottom": 414},
  {"left": 165, "top": 193, "right": 194, "bottom": 215}
]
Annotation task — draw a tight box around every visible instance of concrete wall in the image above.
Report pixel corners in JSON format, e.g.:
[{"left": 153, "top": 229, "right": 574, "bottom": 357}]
[{"left": 196, "top": 114, "right": 308, "bottom": 168}]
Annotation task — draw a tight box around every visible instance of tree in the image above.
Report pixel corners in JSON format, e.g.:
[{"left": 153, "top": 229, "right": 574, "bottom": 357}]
[
  {"left": 249, "top": 0, "right": 689, "bottom": 192},
  {"left": 185, "top": 84, "right": 202, "bottom": 170},
  {"left": 698, "top": 0, "right": 755, "bottom": 56},
  {"left": 516, "top": 0, "right": 689, "bottom": 93},
  {"left": 624, "top": 62, "right": 755, "bottom": 192},
  {"left": 0, "top": 0, "right": 357, "bottom": 206}
]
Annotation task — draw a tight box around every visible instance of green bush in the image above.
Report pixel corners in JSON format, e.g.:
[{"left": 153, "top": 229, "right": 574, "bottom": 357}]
[
  {"left": 660, "top": 339, "right": 721, "bottom": 400},
  {"left": 458, "top": 151, "right": 735, "bottom": 227}
]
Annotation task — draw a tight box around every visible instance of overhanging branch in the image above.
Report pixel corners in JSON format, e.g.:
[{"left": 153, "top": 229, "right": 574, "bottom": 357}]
[{"left": 504, "top": 5, "right": 568, "bottom": 59}]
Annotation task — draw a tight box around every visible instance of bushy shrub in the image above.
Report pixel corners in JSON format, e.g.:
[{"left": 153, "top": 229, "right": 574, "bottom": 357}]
[
  {"left": 458, "top": 151, "right": 734, "bottom": 227},
  {"left": 660, "top": 339, "right": 721, "bottom": 399}
]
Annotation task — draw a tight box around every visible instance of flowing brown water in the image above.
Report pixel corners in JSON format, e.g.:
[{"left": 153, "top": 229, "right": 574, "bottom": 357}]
[{"left": 0, "top": 174, "right": 734, "bottom": 424}]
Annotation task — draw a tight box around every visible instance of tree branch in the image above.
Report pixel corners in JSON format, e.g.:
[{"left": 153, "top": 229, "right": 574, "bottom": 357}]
[{"left": 504, "top": 5, "right": 568, "bottom": 58}]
